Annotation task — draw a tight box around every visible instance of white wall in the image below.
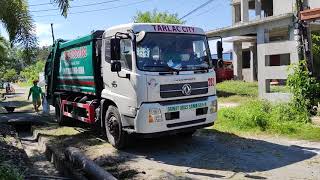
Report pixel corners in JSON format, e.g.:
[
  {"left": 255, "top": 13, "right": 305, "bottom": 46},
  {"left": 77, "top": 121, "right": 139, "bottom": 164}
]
[
  {"left": 309, "top": 0, "right": 320, "bottom": 8},
  {"left": 273, "top": 0, "right": 295, "bottom": 16}
]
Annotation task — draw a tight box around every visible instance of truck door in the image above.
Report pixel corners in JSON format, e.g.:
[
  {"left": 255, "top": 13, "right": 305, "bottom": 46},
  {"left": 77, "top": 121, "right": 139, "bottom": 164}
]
[{"left": 102, "top": 38, "right": 136, "bottom": 117}]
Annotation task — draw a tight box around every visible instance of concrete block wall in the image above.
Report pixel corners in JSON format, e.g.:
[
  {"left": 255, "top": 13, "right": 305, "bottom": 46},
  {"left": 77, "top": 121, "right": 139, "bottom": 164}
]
[
  {"left": 242, "top": 69, "right": 253, "bottom": 82},
  {"left": 257, "top": 40, "right": 299, "bottom": 102},
  {"left": 273, "top": 0, "right": 295, "bottom": 16}
]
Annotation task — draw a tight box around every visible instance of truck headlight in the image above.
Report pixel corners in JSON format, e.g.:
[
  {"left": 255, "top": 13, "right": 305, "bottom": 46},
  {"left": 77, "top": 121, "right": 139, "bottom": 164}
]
[
  {"left": 148, "top": 108, "right": 163, "bottom": 123},
  {"left": 209, "top": 100, "right": 217, "bottom": 113}
]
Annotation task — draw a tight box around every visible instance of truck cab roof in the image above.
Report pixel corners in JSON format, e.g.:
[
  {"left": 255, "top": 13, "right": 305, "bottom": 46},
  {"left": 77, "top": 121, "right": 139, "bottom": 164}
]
[{"left": 104, "top": 23, "right": 205, "bottom": 38}]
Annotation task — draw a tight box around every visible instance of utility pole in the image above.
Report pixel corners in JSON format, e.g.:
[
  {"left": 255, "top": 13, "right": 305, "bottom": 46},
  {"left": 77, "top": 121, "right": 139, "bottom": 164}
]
[
  {"left": 295, "top": 1, "right": 320, "bottom": 75},
  {"left": 295, "top": 0, "right": 313, "bottom": 74}
]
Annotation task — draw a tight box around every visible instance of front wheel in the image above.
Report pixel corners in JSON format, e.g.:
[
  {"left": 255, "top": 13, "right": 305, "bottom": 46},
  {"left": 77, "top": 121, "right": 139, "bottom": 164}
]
[{"left": 105, "top": 105, "right": 128, "bottom": 149}]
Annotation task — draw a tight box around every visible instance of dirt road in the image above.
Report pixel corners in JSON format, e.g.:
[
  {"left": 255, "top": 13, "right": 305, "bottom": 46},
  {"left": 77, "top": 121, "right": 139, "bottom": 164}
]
[
  {"left": 1, "top": 111, "right": 320, "bottom": 179},
  {"left": 81, "top": 130, "right": 320, "bottom": 180}
]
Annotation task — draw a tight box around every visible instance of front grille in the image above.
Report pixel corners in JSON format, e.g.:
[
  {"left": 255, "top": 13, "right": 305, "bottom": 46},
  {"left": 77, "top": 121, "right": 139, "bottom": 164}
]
[
  {"left": 167, "top": 118, "right": 206, "bottom": 128},
  {"left": 160, "top": 82, "right": 208, "bottom": 98}
]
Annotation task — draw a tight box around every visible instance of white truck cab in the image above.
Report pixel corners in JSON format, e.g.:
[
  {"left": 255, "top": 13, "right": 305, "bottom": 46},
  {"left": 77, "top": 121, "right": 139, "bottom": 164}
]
[{"left": 100, "top": 23, "right": 218, "bottom": 147}]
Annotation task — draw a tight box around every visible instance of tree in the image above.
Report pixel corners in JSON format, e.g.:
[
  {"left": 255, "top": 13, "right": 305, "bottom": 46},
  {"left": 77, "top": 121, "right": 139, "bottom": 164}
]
[
  {"left": 20, "top": 60, "right": 45, "bottom": 84},
  {"left": 312, "top": 33, "right": 320, "bottom": 78},
  {"left": 133, "top": 10, "right": 185, "bottom": 24},
  {"left": 0, "top": 0, "right": 36, "bottom": 49},
  {"left": 0, "top": 0, "right": 69, "bottom": 57},
  {"left": 52, "top": 0, "right": 71, "bottom": 18},
  {"left": 3, "top": 69, "right": 18, "bottom": 82},
  {"left": 0, "top": 36, "right": 11, "bottom": 65}
]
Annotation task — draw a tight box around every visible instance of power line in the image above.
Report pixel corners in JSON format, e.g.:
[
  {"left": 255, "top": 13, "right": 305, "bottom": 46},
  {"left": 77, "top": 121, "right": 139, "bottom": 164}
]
[
  {"left": 179, "top": 0, "right": 215, "bottom": 20},
  {"left": 185, "top": 1, "right": 222, "bottom": 21},
  {"left": 30, "top": 0, "right": 122, "bottom": 13},
  {"left": 33, "top": 0, "right": 149, "bottom": 17},
  {"left": 29, "top": 2, "right": 52, "bottom": 7}
]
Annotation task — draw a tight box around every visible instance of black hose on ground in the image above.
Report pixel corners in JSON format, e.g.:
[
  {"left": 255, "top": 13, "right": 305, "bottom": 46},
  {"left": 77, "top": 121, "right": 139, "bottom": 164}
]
[{"left": 65, "top": 147, "right": 117, "bottom": 180}]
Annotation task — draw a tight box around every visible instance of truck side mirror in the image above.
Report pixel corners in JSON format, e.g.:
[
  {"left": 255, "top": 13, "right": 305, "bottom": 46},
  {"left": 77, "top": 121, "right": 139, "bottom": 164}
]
[
  {"left": 217, "top": 41, "right": 223, "bottom": 59},
  {"left": 111, "top": 61, "right": 121, "bottom": 72},
  {"left": 111, "top": 38, "right": 121, "bottom": 60}
]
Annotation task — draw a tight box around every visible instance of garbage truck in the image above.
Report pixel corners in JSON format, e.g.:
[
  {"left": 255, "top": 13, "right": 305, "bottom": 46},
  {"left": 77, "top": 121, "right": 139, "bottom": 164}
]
[{"left": 45, "top": 23, "right": 220, "bottom": 149}]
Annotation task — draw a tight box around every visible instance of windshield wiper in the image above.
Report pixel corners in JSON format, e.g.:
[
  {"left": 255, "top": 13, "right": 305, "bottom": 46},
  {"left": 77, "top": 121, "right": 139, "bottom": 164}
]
[
  {"left": 143, "top": 65, "right": 180, "bottom": 73},
  {"left": 181, "top": 65, "right": 209, "bottom": 72}
]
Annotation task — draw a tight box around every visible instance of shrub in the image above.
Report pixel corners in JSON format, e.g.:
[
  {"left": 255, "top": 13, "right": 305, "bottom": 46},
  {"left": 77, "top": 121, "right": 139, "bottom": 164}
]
[
  {"left": 287, "top": 60, "right": 320, "bottom": 116},
  {"left": 20, "top": 60, "right": 45, "bottom": 84}
]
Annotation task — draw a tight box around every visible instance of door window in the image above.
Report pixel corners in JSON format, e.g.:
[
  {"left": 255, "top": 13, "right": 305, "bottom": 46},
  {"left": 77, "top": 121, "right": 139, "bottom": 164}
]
[{"left": 120, "top": 39, "right": 132, "bottom": 70}]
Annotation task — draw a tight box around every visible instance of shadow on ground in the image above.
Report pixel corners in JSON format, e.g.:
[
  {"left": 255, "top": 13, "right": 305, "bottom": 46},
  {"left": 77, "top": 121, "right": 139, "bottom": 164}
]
[{"left": 121, "top": 129, "right": 317, "bottom": 174}]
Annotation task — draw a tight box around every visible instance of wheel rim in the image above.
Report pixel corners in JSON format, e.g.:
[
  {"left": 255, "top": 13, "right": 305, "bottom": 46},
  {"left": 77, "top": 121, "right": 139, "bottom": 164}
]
[{"left": 108, "top": 115, "right": 120, "bottom": 141}]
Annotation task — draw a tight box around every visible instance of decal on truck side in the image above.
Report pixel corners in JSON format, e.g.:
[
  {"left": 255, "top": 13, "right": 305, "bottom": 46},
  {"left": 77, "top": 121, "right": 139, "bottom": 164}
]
[{"left": 57, "top": 44, "right": 96, "bottom": 95}]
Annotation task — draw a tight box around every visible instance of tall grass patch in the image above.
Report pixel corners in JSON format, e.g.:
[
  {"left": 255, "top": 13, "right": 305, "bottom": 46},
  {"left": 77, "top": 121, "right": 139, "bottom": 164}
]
[{"left": 215, "top": 100, "right": 320, "bottom": 140}]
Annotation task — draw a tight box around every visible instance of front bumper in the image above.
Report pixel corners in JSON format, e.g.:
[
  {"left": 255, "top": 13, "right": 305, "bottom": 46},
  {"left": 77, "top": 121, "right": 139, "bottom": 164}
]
[
  {"left": 133, "top": 96, "right": 217, "bottom": 134},
  {"left": 135, "top": 122, "right": 214, "bottom": 138}
]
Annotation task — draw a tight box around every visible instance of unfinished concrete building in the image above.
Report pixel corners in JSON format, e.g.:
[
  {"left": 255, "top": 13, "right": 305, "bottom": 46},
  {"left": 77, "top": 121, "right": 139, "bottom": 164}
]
[{"left": 207, "top": 0, "right": 320, "bottom": 101}]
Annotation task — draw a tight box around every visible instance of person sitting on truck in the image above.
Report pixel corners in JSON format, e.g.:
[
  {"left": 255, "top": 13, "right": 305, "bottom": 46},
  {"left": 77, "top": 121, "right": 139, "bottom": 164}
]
[{"left": 28, "top": 80, "right": 44, "bottom": 112}]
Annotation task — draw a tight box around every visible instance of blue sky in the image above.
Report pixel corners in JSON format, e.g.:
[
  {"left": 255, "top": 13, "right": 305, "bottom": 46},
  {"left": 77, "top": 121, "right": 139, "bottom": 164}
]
[{"left": 0, "top": 0, "right": 233, "bottom": 51}]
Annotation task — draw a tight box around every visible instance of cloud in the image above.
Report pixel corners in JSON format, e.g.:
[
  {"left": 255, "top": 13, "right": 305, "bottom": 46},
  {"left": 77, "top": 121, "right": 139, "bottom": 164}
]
[
  {"left": 35, "top": 23, "right": 61, "bottom": 47},
  {"left": 35, "top": 22, "right": 61, "bottom": 36}
]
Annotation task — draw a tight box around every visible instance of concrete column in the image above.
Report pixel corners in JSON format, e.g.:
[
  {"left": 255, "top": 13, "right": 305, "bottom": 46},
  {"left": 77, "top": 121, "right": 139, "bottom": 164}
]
[
  {"left": 241, "top": 0, "right": 249, "bottom": 22},
  {"left": 232, "top": 5, "right": 236, "bottom": 24},
  {"left": 255, "top": 0, "right": 261, "bottom": 19},
  {"left": 257, "top": 28, "right": 269, "bottom": 44},
  {"left": 257, "top": 27, "right": 267, "bottom": 98},
  {"left": 233, "top": 42, "right": 243, "bottom": 80},
  {"left": 250, "top": 46, "right": 257, "bottom": 81}
]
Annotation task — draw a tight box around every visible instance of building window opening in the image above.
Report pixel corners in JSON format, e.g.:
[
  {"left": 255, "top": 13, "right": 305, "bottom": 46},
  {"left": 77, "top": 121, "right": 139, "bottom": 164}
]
[
  {"left": 242, "top": 50, "right": 251, "bottom": 68},
  {"left": 266, "top": 79, "right": 289, "bottom": 93},
  {"left": 261, "top": 0, "right": 273, "bottom": 17},
  {"left": 265, "top": 53, "right": 290, "bottom": 66}
]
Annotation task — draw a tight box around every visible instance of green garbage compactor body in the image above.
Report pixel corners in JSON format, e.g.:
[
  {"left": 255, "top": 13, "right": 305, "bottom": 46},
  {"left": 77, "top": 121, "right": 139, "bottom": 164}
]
[{"left": 45, "top": 31, "right": 104, "bottom": 103}]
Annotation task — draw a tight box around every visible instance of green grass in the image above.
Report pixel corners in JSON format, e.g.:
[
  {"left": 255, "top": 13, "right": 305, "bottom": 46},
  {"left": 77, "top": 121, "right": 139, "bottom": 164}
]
[
  {"left": 270, "top": 85, "right": 290, "bottom": 93},
  {"left": 17, "top": 81, "right": 32, "bottom": 87},
  {"left": 218, "top": 95, "right": 255, "bottom": 104},
  {"left": 0, "top": 164, "right": 24, "bottom": 180},
  {"left": 217, "top": 80, "right": 258, "bottom": 103},
  {"left": 213, "top": 100, "right": 320, "bottom": 141}
]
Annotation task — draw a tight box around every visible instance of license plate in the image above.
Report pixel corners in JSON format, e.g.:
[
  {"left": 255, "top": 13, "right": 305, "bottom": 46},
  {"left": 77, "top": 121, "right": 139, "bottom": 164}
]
[{"left": 167, "top": 102, "right": 207, "bottom": 112}]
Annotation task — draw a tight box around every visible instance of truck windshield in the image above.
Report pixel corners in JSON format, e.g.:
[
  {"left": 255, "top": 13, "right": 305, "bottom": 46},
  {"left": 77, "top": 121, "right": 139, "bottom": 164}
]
[{"left": 136, "top": 33, "right": 212, "bottom": 72}]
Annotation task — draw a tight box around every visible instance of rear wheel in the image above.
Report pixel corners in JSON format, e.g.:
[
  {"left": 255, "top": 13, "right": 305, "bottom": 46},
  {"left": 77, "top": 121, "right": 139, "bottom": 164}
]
[
  {"left": 55, "top": 97, "right": 65, "bottom": 125},
  {"left": 105, "top": 105, "right": 128, "bottom": 149}
]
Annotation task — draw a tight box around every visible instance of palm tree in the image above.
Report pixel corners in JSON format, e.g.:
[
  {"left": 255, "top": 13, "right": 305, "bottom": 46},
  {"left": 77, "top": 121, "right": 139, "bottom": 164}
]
[
  {"left": 0, "top": 0, "right": 36, "bottom": 48},
  {"left": 0, "top": 0, "right": 70, "bottom": 47},
  {"left": 52, "top": 0, "right": 71, "bottom": 18}
]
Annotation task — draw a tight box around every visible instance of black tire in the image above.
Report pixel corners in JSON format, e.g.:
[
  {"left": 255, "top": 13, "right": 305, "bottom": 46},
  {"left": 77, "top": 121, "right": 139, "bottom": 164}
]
[
  {"left": 105, "top": 105, "right": 128, "bottom": 149},
  {"left": 55, "top": 97, "right": 65, "bottom": 125}
]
